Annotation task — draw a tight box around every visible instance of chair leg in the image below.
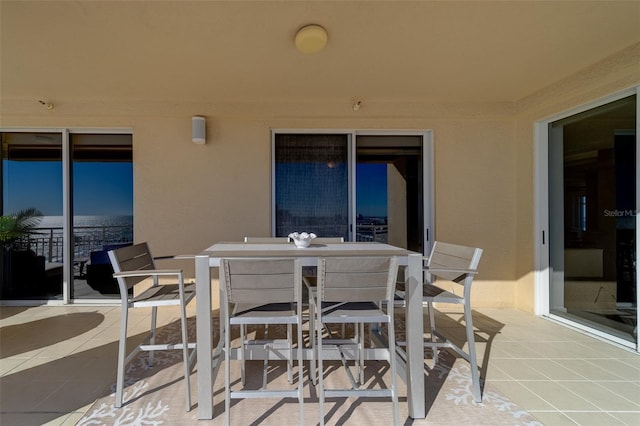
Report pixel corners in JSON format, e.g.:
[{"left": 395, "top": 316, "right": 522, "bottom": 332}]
[
  {"left": 287, "top": 323, "right": 293, "bottom": 383},
  {"left": 309, "top": 298, "right": 317, "bottom": 385},
  {"left": 224, "top": 318, "right": 231, "bottom": 426},
  {"left": 115, "top": 306, "right": 129, "bottom": 408},
  {"left": 388, "top": 316, "right": 399, "bottom": 426},
  {"left": 358, "top": 322, "right": 365, "bottom": 385},
  {"left": 297, "top": 318, "right": 304, "bottom": 425},
  {"left": 428, "top": 301, "right": 438, "bottom": 363},
  {"left": 240, "top": 325, "right": 246, "bottom": 386},
  {"left": 317, "top": 311, "right": 325, "bottom": 426},
  {"left": 180, "top": 301, "right": 192, "bottom": 411},
  {"left": 149, "top": 306, "right": 157, "bottom": 366},
  {"left": 464, "top": 303, "right": 482, "bottom": 403}
]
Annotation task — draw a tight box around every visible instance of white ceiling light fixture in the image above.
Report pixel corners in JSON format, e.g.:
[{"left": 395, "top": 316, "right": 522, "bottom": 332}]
[{"left": 294, "top": 24, "right": 328, "bottom": 54}]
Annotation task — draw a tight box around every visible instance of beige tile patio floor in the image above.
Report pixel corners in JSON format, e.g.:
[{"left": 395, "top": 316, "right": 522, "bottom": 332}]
[{"left": 0, "top": 304, "right": 638, "bottom": 425}]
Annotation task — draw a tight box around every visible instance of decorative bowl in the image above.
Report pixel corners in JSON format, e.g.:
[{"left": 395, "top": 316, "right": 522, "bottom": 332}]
[{"left": 288, "top": 232, "right": 316, "bottom": 248}]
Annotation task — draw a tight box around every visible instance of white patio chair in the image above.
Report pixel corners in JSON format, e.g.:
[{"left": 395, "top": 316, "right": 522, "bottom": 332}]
[
  {"left": 301, "top": 237, "right": 345, "bottom": 383},
  {"left": 220, "top": 257, "right": 304, "bottom": 425},
  {"left": 312, "top": 256, "right": 400, "bottom": 426},
  {"left": 240, "top": 236, "right": 291, "bottom": 383},
  {"left": 397, "top": 241, "right": 484, "bottom": 402},
  {"left": 108, "top": 242, "right": 196, "bottom": 411}
]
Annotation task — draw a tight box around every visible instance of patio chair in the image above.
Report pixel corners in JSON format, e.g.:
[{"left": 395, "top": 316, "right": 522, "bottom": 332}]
[
  {"left": 220, "top": 257, "right": 304, "bottom": 425},
  {"left": 300, "top": 237, "right": 348, "bottom": 382},
  {"left": 108, "top": 242, "right": 196, "bottom": 411},
  {"left": 312, "top": 256, "right": 400, "bottom": 426},
  {"left": 397, "top": 241, "right": 483, "bottom": 402},
  {"left": 241, "top": 236, "right": 291, "bottom": 381}
]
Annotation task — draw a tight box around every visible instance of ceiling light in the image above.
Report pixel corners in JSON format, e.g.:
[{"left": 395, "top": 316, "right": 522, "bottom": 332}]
[{"left": 294, "top": 24, "right": 328, "bottom": 54}]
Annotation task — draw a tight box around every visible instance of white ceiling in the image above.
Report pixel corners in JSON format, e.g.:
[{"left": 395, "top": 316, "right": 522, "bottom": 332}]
[{"left": 2, "top": 1, "right": 639, "bottom": 104}]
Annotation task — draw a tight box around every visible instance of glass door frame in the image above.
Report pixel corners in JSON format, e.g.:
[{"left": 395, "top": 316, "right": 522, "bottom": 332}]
[
  {"left": 270, "top": 129, "right": 434, "bottom": 255},
  {"left": 0, "top": 127, "right": 133, "bottom": 306},
  {"left": 534, "top": 87, "right": 639, "bottom": 351}
]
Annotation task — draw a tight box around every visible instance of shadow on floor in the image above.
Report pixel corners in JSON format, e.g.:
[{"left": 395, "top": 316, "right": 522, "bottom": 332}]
[{"left": 0, "top": 312, "right": 105, "bottom": 358}]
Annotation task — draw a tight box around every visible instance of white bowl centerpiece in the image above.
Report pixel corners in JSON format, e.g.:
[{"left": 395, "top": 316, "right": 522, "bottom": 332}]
[{"left": 288, "top": 232, "right": 316, "bottom": 248}]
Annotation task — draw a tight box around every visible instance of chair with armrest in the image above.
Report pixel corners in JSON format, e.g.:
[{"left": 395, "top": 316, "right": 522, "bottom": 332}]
[
  {"left": 108, "top": 242, "right": 196, "bottom": 411},
  {"left": 397, "top": 241, "right": 483, "bottom": 402},
  {"left": 220, "top": 257, "right": 304, "bottom": 425},
  {"left": 312, "top": 256, "right": 400, "bottom": 426}
]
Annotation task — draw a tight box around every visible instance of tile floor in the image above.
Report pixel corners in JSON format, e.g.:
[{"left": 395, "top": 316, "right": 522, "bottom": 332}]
[{"left": 0, "top": 304, "right": 638, "bottom": 425}]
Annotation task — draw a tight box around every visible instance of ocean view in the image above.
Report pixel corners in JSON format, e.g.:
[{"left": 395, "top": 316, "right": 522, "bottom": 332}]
[
  {"left": 39, "top": 215, "right": 133, "bottom": 229},
  {"left": 30, "top": 215, "right": 133, "bottom": 262}
]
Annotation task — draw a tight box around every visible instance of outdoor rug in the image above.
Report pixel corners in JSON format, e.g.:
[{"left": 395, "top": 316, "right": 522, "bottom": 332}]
[{"left": 77, "top": 316, "right": 543, "bottom": 425}]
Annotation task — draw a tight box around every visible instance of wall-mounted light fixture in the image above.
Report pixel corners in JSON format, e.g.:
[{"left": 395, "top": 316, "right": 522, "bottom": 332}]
[
  {"left": 294, "top": 24, "right": 328, "bottom": 54},
  {"left": 192, "top": 116, "right": 206, "bottom": 144}
]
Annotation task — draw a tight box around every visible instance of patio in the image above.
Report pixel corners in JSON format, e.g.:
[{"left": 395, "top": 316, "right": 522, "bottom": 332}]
[{"left": 1, "top": 304, "right": 638, "bottom": 425}]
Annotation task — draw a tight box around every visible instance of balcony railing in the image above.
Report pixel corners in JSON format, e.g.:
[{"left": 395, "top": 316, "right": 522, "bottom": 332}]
[
  {"left": 18, "top": 224, "right": 383, "bottom": 263},
  {"left": 19, "top": 225, "right": 133, "bottom": 263},
  {"left": 355, "top": 224, "right": 388, "bottom": 243}
]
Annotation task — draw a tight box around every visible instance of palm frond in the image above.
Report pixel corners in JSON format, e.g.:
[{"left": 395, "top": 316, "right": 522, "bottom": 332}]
[
  {"left": 13, "top": 208, "right": 44, "bottom": 231},
  {"left": 0, "top": 208, "right": 43, "bottom": 242}
]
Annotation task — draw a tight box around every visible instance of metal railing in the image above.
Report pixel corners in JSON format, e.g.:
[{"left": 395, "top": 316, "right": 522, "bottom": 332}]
[
  {"left": 19, "top": 223, "right": 385, "bottom": 262},
  {"left": 355, "top": 224, "right": 388, "bottom": 243},
  {"left": 20, "top": 225, "right": 133, "bottom": 263}
]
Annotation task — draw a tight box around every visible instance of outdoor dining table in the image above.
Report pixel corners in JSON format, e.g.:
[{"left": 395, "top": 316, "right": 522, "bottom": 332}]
[{"left": 194, "top": 241, "right": 426, "bottom": 420}]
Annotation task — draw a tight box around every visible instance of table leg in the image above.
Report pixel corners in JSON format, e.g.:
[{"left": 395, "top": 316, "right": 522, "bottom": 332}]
[
  {"left": 196, "top": 254, "right": 213, "bottom": 420},
  {"left": 405, "top": 253, "right": 425, "bottom": 418}
]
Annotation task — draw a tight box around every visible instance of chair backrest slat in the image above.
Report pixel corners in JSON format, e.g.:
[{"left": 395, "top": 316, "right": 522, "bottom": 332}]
[
  {"left": 319, "top": 257, "right": 398, "bottom": 302},
  {"left": 427, "top": 241, "right": 482, "bottom": 282},
  {"left": 222, "top": 258, "right": 300, "bottom": 304},
  {"left": 109, "top": 242, "right": 156, "bottom": 289}
]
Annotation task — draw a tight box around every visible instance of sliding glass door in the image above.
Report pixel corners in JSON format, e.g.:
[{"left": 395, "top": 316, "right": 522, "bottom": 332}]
[
  {"left": 71, "top": 133, "right": 133, "bottom": 300},
  {"left": 1, "top": 132, "right": 64, "bottom": 300},
  {"left": 356, "top": 135, "right": 424, "bottom": 253},
  {"left": 1, "top": 130, "right": 133, "bottom": 302},
  {"left": 545, "top": 93, "right": 638, "bottom": 348},
  {"left": 272, "top": 130, "right": 433, "bottom": 253}
]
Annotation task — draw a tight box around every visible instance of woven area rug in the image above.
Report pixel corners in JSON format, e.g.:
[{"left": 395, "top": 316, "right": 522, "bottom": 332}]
[{"left": 77, "top": 316, "right": 543, "bottom": 425}]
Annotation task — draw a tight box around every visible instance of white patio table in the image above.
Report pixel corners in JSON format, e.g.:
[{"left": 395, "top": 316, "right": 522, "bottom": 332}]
[{"left": 194, "top": 241, "right": 425, "bottom": 420}]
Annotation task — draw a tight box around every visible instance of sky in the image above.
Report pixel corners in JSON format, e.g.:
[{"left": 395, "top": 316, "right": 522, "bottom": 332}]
[
  {"left": 356, "top": 163, "right": 387, "bottom": 217},
  {"left": 2, "top": 160, "right": 133, "bottom": 216}
]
